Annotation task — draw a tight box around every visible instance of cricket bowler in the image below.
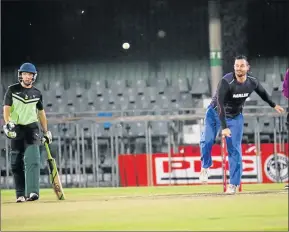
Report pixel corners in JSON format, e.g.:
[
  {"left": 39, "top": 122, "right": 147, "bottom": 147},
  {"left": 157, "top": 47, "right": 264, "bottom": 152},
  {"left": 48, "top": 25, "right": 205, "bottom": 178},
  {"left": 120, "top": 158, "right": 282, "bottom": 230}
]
[
  {"left": 199, "top": 55, "right": 284, "bottom": 194},
  {"left": 2, "top": 62, "right": 52, "bottom": 202}
]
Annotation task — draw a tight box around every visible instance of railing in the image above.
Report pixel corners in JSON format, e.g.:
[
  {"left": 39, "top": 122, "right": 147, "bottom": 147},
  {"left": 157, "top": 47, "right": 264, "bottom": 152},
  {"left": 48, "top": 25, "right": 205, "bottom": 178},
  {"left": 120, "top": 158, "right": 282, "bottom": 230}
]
[{"left": 0, "top": 106, "right": 288, "bottom": 189}]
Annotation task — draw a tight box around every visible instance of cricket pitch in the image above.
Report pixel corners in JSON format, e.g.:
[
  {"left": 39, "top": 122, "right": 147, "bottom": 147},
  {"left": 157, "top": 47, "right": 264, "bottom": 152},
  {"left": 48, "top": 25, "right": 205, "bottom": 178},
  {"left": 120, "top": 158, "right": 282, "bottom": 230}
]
[{"left": 1, "top": 183, "right": 288, "bottom": 231}]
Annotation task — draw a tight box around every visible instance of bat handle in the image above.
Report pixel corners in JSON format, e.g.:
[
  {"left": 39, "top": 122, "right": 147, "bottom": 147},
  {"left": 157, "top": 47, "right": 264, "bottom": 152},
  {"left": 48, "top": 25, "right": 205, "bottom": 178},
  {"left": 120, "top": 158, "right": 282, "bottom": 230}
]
[{"left": 44, "top": 142, "right": 53, "bottom": 159}]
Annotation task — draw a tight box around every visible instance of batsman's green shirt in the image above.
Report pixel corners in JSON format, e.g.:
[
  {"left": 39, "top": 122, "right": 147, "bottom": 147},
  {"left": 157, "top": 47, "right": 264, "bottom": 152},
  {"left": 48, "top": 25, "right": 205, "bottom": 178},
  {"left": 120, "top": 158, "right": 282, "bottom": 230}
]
[{"left": 3, "top": 83, "right": 43, "bottom": 125}]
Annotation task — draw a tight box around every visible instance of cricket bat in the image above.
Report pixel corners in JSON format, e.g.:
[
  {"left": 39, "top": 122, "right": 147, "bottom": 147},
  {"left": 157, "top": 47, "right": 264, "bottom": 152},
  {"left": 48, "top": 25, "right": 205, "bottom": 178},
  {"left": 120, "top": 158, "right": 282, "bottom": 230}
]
[{"left": 44, "top": 142, "right": 65, "bottom": 200}]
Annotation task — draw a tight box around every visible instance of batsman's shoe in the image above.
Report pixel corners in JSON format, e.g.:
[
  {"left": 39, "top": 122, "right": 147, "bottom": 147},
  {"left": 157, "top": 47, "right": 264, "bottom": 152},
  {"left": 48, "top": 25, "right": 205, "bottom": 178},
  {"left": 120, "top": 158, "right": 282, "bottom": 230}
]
[
  {"left": 285, "top": 184, "right": 288, "bottom": 190},
  {"left": 199, "top": 168, "right": 209, "bottom": 183},
  {"left": 16, "top": 196, "right": 26, "bottom": 203},
  {"left": 225, "top": 184, "right": 237, "bottom": 194},
  {"left": 26, "top": 193, "right": 39, "bottom": 201}
]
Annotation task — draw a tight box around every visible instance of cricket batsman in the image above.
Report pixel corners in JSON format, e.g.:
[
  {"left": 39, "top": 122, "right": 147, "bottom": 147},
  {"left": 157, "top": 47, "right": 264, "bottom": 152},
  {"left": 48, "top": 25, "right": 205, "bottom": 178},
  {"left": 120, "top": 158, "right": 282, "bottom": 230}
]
[
  {"left": 282, "top": 68, "right": 288, "bottom": 190},
  {"left": 199, "top": 55, "right": 284, "bottom": 194},
  {"left": 2, "top": 62, "right": 52, "bottom": 202}
]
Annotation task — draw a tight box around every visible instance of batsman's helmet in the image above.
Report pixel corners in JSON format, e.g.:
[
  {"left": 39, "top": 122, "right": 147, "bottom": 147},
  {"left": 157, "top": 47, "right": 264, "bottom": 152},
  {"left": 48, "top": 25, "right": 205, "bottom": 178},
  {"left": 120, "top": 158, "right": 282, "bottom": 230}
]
[{"left": 18, "top": 62, "right": 37, "bottom": 83}]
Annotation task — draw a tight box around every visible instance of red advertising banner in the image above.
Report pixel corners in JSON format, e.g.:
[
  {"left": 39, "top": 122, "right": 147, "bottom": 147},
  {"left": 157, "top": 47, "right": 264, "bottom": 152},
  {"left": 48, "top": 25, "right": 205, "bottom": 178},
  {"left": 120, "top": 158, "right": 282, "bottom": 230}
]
[
  {"left": 152, "top": 144, "right": 259, "bottom": 186},
  {"left": 118, "top": 154, "right": 148, "bottom": 187},
  {"left": 118, "top": 143, "right": 288, "bottom": 187}
]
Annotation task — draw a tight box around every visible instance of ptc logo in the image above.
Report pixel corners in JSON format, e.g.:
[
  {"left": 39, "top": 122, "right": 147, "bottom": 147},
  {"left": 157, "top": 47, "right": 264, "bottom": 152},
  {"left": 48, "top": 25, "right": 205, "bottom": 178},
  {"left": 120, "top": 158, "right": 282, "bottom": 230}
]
[{"left": 264, "top": 153, "right": 288, "bottom": 182}]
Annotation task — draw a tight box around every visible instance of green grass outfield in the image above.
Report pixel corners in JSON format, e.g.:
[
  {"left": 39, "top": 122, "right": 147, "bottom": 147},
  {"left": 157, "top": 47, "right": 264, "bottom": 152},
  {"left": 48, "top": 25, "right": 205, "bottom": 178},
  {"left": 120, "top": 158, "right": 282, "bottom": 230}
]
[{"left": 1, "top": 184, "right": 288, "bottom": 231}]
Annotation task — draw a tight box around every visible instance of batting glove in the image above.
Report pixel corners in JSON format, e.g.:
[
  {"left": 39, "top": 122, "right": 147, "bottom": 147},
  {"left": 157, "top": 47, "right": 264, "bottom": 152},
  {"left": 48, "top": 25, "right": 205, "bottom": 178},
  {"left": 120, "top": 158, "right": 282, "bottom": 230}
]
[
  {"left": 3, "top": 122, "right": 17, "bottom": 139},
  {"left": 43, "top": 130, "right": 52, "bottom": 144}
]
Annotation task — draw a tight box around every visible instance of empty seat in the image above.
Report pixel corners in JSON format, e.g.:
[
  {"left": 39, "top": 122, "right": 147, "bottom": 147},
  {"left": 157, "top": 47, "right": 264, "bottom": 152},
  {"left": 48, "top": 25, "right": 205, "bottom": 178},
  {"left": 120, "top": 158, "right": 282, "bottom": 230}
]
[
  {"left": 131, "top": 79, "right": 147, "bottom": 95},
  {"left": 74, "top": 95, "right": 89, "bottom": 113},
  {"left": 106, "top": 89, "right": 116, "bottom": 104},
  {"left": 126, "top": 122, "right": 146, "bottom": 137},
  {"left": 191, "top": 77, "right": 209, "bottom": 95},
  {"left": 55, "top": 98, "right": 68, "bottom": 114},
  {"left": 43, "top": 93, "right": 66, "bottom": 114},
  {"left": 150, "top": 121, "right": 168, "bottom": 137},
  {"left": 95, "top": 95, "right": 109, "bottom": 111},
  {"left": 85, "top": 89, "right": 96, "bottom": 102},
  {"left": 107, "top": 102, "right": 119, "bottom": 112},
  {"left": 179, "top": 93, "right": 193, "bottom": 108},
  {"left": 151, "top": 78, "right": 168, "bottom": 94},
  {"left": 171, "top": 102, "right": 181, "bottom": 113},
  {"left": 151, "top": 103, "right": 163, "bottom": 116},
  {"left": 42, "top": 91, "right": 54, "bottom": 111},
  {"left": 95, "top": 123, "right": 111, "bottom": 138},
  {"left": 280, "top": 94, "right": 287, "bottom": 106},
  {"left": 265, "top": 73, "right": 281, "bottom": 90},
  {"left": 49, "top": 81, "right": 64, "bottom": 98},
  {"left": 136, "top": 95, "right": 150, "bottom": 110},
  {"left": 259, "top": 117, "right": 274, "bottom": 134},
  {"left": 76, "top": 121, "right": 94, "bottom": 138},
  {"left": 69, "top": 83, "right": 86, "bottom": 98},
  {"left": 90, "top": 80, "right": 107, "bottom": 97},
  {"left": 271, "top": 90, "right": 282, "bottom": 105},
  {"left": 172, "top": 77, "right": 189, "bottom": 93},
  {"left": 127, "top": 102, "right": 138, "bottom": 114},
  {"left": 115, "top": 95, "right": 129, "bottom": 111},
  {"left": 109, "top": 79, "right": 127, "bottom": 96},
  {"left": 243, "top": 118, "right": 255, "bottom": 134},
  {"left": 192, "top": 99, "right": 204, "bottom": 114},
  {"left": 61, "top": 124, "right": 76, "bottom": 138},
  {"left": 164, "top": 87, "right": 178, "bottom": 103},
  {"left": 82, "top": 90, "right": 96, "bottom": 112},
  {"left": 127, "top": 88, "right": 136, "bottom": 103},
  {"left": 144, "top": 87, "right": 157, "bottom": 103},
  {"left": 156, "top": 94, "right": 170, "bottom": 109}
]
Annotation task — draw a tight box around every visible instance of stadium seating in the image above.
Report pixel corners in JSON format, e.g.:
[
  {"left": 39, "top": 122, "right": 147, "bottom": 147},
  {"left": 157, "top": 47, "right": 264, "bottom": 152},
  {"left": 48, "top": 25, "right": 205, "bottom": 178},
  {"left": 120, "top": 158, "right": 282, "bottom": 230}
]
[{"left": 1, "top": 57, "right": 288, "bottom": 145}]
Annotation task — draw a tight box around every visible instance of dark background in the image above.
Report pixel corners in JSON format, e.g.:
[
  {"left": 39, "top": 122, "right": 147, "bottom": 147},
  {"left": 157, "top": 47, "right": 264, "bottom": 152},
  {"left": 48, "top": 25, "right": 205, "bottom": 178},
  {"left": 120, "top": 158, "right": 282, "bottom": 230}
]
[{"left": 2, "top": 0, "right": 288, "bottom": 68}]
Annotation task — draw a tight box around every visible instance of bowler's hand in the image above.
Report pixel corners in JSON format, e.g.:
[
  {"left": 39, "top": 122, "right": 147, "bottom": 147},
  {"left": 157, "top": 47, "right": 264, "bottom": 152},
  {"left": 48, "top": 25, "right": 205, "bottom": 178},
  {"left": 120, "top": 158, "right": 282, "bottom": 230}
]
[
  {"left": 221, "top": 128, "right": 231, "bottom": 137},
  {"left": 43, "top": 131, "right": 52, "bottom": 144},
  {"left": 274, "top": 105, "right": 284, "bottom": 114},
  {"left": 3, "top": 122, "right": 17, "bottom": 139}
]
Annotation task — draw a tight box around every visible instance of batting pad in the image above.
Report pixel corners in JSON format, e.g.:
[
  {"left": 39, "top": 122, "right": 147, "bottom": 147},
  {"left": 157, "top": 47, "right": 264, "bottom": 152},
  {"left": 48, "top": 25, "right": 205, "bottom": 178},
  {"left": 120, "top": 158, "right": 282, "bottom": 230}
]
[{"left": 24, "top": 145, "right": 40, "bottom": 196}]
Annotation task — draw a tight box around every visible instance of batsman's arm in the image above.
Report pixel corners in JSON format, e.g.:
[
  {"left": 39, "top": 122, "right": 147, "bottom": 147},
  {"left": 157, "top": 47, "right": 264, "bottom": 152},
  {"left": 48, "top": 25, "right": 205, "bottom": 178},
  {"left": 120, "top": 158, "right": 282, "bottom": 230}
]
[
  {"left": 38, "top": 109, "right": 48, "bottom": 132},
  {"left": 3, "top": 88, "right": 13, "bottom": 123},
  {"left": 37, "top": 94, "right": 52, "bottom": 143},
  {"left": 216, "top": 79, "right": 230, "bottom": 129},
  {"left": 37, "top": 93, "right": 48, "bottom": 132},
  {"left": 3, "top": 106, "right": 11, "bottom": 124}
]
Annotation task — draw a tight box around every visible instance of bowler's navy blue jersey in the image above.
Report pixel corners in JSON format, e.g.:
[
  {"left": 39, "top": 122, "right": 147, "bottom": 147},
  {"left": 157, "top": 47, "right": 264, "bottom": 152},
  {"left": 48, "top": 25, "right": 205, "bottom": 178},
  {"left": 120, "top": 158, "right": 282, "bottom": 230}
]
[{"left": 210, "top": 72, "right": 276, "bottom": 129}]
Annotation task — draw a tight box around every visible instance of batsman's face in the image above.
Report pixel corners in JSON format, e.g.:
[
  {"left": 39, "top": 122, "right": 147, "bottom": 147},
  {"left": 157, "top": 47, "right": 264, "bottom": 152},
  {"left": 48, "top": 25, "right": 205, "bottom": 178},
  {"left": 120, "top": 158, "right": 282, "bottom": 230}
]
[
  {"left": 234, "top": 59, "right": 249, "bottom": 77},
  {"left": 21, "top": 72, "right": 34, "bottom": 86}
]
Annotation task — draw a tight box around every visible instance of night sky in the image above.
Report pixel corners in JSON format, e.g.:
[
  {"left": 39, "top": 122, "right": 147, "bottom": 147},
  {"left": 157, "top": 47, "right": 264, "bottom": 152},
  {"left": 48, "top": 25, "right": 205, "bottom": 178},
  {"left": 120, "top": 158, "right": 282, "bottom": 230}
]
[{"left": 1, "top": 0, "right": 288, "bottom": 68}]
